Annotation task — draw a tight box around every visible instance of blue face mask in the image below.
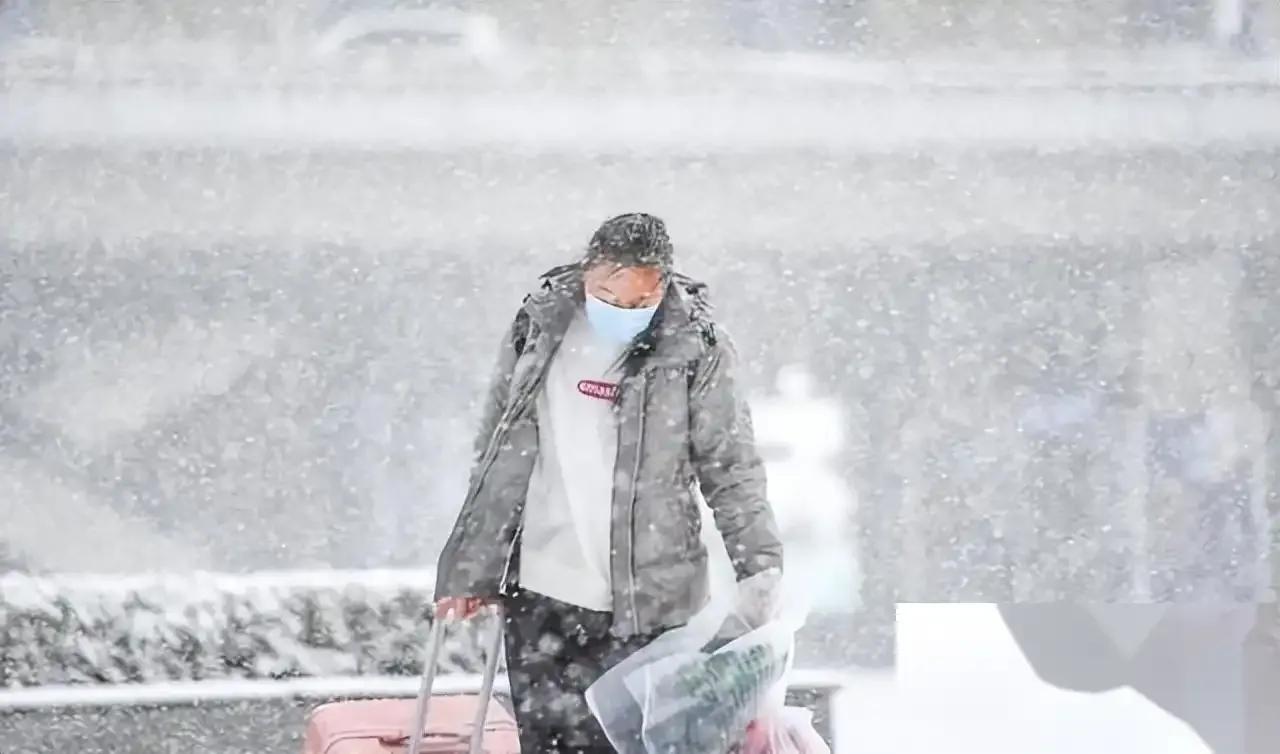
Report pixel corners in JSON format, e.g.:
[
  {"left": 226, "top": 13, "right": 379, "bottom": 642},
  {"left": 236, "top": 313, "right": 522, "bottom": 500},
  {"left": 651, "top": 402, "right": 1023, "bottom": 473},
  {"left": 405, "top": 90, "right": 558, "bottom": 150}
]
[{"left": 584, "top": 294, "right": 659, "bottom": 345}]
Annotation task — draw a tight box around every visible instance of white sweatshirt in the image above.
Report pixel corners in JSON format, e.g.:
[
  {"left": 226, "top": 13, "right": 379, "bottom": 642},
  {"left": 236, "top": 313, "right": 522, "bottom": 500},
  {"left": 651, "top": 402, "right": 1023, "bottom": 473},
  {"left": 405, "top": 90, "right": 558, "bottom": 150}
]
[{"left": 518, "top": 310, "right": 627, "bottom": 611}]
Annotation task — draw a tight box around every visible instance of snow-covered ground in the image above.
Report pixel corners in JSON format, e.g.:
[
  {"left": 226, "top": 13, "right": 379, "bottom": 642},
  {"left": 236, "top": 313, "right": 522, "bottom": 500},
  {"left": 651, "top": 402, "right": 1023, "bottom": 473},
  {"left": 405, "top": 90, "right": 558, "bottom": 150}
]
[{"left": 829, "top": 604, "right": 1211, "bottom": 754}]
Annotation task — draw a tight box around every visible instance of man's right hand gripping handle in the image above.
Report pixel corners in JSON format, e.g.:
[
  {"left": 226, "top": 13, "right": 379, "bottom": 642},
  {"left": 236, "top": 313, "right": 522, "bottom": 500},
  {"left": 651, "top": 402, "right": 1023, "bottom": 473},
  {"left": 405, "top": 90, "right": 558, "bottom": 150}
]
[{"left": 434, "top": 596, "right": 493, "bottom": 620}]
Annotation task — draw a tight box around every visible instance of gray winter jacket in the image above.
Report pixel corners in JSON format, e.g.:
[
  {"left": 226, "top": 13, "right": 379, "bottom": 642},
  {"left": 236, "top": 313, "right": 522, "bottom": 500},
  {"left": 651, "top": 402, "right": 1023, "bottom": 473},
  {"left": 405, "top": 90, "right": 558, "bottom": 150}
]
[{"left": 434, "top": 263, "right": 783, "bottom": 636}]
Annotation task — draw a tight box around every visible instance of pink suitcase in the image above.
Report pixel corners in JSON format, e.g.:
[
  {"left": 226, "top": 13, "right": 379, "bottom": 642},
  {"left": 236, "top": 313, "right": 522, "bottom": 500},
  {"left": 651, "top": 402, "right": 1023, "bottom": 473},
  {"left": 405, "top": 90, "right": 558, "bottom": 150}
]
[{"left": 302, "top": 607, "right": 520, "bottom": 754}]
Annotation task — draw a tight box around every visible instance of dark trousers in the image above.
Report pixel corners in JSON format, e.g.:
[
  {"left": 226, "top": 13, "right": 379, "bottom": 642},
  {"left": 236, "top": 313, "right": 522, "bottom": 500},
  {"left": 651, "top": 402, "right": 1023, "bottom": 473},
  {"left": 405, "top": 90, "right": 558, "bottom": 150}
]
[{"left": 502, "top": 586, "right": 657, "bottom": 753}]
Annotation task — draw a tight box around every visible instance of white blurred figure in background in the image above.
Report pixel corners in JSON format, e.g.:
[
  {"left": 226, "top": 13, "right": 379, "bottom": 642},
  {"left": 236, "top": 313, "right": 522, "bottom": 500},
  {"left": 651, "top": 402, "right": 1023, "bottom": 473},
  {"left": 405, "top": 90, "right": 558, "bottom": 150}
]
[{"left": 753, "top": 363, "right": 861, "bottom": 615}]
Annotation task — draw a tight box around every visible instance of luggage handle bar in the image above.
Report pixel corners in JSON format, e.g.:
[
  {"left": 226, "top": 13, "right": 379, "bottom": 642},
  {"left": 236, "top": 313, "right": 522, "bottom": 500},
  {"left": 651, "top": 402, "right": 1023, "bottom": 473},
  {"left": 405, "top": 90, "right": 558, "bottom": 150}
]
[{"left": 407, "top": 603, "right": 504, "bottom": 754}]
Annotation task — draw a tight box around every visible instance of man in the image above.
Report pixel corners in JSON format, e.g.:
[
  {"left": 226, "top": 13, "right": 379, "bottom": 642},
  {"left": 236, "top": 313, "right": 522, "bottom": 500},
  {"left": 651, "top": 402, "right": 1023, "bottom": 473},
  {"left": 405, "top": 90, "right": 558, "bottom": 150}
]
[{"left": 434, "top": 213, "right": 784, "bottom": 752}]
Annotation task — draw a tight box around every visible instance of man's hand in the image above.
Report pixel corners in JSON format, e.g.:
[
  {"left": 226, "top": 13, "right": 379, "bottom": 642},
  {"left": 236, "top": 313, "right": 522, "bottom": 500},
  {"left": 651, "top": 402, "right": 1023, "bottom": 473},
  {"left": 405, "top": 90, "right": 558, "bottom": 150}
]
[{"left": 434, "top": 596, "right": 492, "bottom": 620}]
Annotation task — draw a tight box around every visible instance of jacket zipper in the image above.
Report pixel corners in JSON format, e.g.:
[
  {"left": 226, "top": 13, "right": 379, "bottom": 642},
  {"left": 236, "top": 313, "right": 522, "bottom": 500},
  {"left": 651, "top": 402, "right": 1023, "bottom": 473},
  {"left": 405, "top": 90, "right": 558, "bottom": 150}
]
[
  {"left": 626, "top": 372, "right": 647, "bottom": 635},
  {"left": 492, "top": 386, "right": 536, "bottom": 590},
  {"left": 500, "top": 519, "right": 524, "bottom": 589}
]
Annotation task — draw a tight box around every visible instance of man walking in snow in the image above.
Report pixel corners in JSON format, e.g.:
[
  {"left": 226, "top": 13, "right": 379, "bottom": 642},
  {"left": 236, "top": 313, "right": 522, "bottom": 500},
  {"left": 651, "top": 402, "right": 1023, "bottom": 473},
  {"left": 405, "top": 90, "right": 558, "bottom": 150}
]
[{"left": 434, "top": 213, "right": 784, "bottom": 752}]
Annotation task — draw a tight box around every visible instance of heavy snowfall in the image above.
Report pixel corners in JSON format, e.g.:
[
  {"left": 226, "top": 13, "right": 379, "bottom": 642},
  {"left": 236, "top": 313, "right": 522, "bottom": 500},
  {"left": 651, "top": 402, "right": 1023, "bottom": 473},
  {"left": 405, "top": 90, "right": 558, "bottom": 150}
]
[{"left": 1, "top": 1, "right": 1279, "bottom": 752}]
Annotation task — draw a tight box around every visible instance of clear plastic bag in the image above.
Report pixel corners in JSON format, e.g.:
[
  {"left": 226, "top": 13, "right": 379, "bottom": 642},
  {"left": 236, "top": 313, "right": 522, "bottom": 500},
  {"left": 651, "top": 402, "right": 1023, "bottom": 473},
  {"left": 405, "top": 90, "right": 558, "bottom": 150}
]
[{"left": 586, "top": 579, "right": 810, "bottom": 754}]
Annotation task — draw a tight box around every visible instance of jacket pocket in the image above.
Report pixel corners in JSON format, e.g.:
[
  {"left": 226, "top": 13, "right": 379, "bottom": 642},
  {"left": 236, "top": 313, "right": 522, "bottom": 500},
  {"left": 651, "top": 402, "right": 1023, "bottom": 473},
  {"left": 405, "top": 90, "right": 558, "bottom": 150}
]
[{"left": 634, "top": 495, "right": 702, "bottom": 570}]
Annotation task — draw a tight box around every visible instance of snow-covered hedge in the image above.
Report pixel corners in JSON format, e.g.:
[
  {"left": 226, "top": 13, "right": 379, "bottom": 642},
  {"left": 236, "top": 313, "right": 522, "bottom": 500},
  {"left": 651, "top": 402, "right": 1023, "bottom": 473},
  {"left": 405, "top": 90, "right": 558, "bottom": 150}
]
[{"left": 0, "top": 570, "right": 490, "bottom": 688}]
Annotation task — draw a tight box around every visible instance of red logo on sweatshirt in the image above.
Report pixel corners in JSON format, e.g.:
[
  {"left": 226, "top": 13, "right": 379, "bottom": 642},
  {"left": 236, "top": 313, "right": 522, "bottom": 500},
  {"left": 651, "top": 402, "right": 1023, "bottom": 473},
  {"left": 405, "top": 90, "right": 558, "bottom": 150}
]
[{"left": 577, "top": 379, "right": 620, "bottom": 402}]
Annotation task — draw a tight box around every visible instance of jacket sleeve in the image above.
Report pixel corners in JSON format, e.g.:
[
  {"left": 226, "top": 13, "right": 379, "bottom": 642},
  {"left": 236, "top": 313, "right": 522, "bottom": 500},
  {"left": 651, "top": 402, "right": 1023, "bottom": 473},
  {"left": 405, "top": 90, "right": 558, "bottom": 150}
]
[
  {"left": 465, "top": 310, "right": 529, "bottom": 488},
  {"left": 689, "top": 332, "right": 784, "bottom": 581},
  {"left": 435, "top": 310, "right": 528, "bottom": 599}
]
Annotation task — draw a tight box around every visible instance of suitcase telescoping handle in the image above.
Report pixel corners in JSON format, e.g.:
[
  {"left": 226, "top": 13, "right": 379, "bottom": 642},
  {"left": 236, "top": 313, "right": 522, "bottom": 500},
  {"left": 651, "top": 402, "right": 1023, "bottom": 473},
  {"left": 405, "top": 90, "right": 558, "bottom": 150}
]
[{"left": 406, "top": 603, "right": 504, "bottom": 754}]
